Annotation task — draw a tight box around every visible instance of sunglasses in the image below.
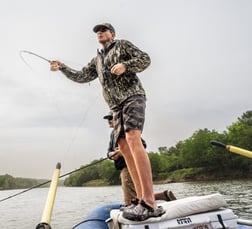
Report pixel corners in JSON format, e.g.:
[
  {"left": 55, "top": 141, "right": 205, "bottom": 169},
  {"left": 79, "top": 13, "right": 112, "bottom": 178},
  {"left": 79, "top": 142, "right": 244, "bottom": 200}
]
[{"left": 97, "top": 27, "right": 109, "bottom": 33}]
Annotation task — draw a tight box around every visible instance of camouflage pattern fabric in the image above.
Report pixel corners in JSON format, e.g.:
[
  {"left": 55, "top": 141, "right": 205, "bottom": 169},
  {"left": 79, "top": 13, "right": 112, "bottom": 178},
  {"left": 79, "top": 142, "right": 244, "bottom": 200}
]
[
  {"left": 60, "top": 39, "right": 150, "bottom": 109},
  {"left": 113, "top": 95, "right": 146, "bottom": 143}
]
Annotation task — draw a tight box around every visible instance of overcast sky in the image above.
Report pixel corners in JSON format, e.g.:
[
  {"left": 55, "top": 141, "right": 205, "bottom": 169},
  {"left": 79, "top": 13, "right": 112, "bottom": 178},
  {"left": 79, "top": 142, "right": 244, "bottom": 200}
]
[{"left": 0, "top": 0, "right": 251, "bottom": 179}]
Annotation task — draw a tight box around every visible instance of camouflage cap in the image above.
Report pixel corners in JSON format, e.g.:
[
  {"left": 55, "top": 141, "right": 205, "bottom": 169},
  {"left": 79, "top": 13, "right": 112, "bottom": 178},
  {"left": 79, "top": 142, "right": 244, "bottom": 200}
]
[
  {"left": 93, "top": 22, "right": 115, "bottom": 33},
  {"left": 103, "top": 111, "right": 113, "bottom": 120}
]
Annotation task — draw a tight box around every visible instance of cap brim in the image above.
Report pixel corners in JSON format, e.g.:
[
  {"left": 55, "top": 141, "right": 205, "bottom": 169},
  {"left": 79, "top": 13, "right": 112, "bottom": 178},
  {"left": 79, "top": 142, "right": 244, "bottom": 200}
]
[
  {"left": 103, "top": 115, "right": 113, "bottom": 119},
  {"left": 93, "top": 25, "right": 108, "bottom": 33}
]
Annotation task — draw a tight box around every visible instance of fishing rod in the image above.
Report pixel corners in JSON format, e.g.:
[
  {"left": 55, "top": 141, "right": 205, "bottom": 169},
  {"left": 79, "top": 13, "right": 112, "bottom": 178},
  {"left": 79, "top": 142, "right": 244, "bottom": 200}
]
[
  {"left": 36, "top": 163, "right": 61, "bottom": 229},
  {"left": 19, "top": 50, "right": 52, "bottom": 63},
  {"left": 0, "top": 157, "right": 107, "bottom": 203},
  {"left": 19, "top": 50, "right": 52, "bottom": 72},
  {"left": 210, "top": 140, "right": 252, "bottom": 159}
]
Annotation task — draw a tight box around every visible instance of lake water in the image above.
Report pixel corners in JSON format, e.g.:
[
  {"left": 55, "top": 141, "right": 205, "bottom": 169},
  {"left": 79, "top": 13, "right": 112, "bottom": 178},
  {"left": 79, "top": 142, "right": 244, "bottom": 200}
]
[{"left": 0, "top": 180, "right": 252, "bottom": 228}]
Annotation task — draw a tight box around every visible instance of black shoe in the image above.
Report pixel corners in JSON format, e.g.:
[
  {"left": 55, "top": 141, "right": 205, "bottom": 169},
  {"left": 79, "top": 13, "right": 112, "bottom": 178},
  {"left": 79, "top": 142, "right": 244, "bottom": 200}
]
[
  {"left": 163, "top": 190, "right": 177, "bottom": 201},
  {"left": 120, "top": 198, "right": 139, "bottom": 211}
]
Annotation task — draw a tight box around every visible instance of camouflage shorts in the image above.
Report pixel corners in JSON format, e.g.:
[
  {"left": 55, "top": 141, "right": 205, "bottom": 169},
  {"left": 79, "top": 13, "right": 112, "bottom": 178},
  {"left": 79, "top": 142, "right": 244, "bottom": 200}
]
[{"left": 113, "top": 95, "right": 146, "bottom": 143}]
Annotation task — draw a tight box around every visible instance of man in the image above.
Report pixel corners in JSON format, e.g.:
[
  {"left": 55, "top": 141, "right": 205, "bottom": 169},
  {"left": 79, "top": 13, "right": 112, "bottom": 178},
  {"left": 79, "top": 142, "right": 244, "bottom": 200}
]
[
  {"left": 50, "top": 22, "right": 164, "bottom": 221},
  {"left": 104, "top": 111, "right": 177, "bottom": 207}
]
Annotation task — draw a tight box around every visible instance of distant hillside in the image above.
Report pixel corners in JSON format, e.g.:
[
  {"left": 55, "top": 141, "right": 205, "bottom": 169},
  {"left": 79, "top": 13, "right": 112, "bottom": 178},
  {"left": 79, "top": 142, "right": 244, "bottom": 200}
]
[{"left": 0, "top": 174, "right": 50, "bottom": 190}]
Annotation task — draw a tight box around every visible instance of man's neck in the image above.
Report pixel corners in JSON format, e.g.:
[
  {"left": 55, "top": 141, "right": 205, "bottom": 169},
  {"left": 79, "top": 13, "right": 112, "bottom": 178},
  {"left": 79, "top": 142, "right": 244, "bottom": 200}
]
[{"left": 101, "top": 39, "right": 115, "bottom": 49}]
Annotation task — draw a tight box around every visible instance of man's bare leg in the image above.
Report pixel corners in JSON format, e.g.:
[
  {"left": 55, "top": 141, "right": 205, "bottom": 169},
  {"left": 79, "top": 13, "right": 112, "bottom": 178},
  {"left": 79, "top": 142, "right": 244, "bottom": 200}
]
[
  {"left": 125, "top": 129, "right": 156, "bottom": 208},
  {"left": 119, "top": 138, "right": 142, "bottom": 198}
]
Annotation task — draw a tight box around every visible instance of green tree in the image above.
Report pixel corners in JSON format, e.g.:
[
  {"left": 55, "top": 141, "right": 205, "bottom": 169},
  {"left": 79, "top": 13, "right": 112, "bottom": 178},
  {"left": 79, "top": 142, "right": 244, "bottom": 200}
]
[
  {"left": 227, "top": 110, "right": 252, "bottom": 149},
  {"left": 148, "top": 152, "right": 161, "bottom": 179},
  {"left": 0, "top": 174, "right": 16, "bottom": 189},
  {"left": 97, "top": 160, "right": 120, "bottom": 185},
  {"left": 224, "top": 110, "right": 252, "bottom": 173},
  {"left": 179, "top": 128, "right": 227, "bottom": 168}
]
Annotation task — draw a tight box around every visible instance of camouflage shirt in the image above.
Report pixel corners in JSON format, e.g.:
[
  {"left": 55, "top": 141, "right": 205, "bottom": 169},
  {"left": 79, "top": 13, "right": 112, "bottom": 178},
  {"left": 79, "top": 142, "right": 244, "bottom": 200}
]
[{"left": 60, "top": 39, "right": 151, "bottom": 109}]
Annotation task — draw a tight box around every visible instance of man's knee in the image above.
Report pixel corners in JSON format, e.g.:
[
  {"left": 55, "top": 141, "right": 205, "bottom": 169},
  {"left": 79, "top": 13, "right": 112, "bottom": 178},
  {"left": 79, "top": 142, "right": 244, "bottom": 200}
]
[{"left": 126, "top": 129, "right": 142, "bottom": 146}]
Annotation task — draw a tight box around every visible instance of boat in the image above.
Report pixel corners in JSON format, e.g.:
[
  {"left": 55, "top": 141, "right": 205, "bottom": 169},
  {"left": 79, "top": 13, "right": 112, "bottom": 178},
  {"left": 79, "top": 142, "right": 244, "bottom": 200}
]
[
  {"left": 34, "top": 141, "right": 252, "bottom": 229},
  {"left": 72, "top": 193, "right": 252, "bottom": 229}
]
